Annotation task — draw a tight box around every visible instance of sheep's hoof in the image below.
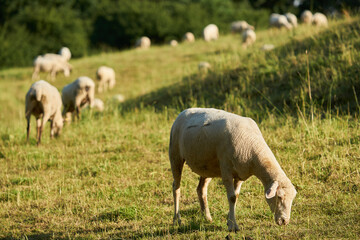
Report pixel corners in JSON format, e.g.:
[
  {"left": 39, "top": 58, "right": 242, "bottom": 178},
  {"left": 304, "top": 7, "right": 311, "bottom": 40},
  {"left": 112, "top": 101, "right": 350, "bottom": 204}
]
[
  {"left": 173, "top": 215, "right": 181, "bottom": 226},
  {"left": 227, "top": 220, "right": 239, "bottom": 232}
]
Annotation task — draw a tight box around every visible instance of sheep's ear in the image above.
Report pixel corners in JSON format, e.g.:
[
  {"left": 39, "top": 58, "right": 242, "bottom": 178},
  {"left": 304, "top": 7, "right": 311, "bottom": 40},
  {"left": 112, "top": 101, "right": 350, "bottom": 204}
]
[{"left": 265, "top": 181, "right": 279, "bottom": 199}]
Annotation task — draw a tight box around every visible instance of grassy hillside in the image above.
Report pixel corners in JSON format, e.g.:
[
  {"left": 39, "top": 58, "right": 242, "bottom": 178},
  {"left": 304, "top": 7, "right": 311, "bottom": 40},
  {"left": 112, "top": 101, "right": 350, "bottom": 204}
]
[{"left": 0, "top": 16, "right": 359, "bottom": 239}]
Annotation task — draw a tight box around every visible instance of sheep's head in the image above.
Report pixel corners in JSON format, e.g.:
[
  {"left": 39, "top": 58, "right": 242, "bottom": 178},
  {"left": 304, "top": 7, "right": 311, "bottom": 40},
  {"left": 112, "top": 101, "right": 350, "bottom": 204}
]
[
  {"left": 265, "top": 181, "right": 297, "bottom": 226},
  {"left": 53, "top": 116, "right": 64, "bottom": 137}
]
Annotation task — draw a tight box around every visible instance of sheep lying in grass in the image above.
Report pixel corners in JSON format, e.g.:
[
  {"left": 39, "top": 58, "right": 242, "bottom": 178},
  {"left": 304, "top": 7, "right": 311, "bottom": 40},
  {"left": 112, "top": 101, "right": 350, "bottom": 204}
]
[
  {"left": 169, "top": 108, "right": 297, "bottom": 231},
  {"left": 183, "top": 32, "right": 195, "bottom": 43},
  {"left": 242, "top": 29, "right": 256, "bottom": 47},
  {"left": 270, "top": 13, "right": 293, "bottom": 30},
  {"left": 62, "top": 76, "right": 95, "bottom": 122},
  {"left": 25, "top": 80, "right": 63, "bottom": 145},
  {"left": 96, "top": 66, "right": 116, "bottom": 93},
  {"left": 231, "top": 21, "right": 254, "bottom": 34},
  {"left": 301, "top": 10, "right": 313, "bottom": 24},
  {"left": 198, "top": 62, "right": 211, "bottom": 73},
  {"left": 285, "top": 13, "right": 298, "bottom": 28},
  {"left": 312, "top": 12, "right": 328, "bottom": 27},
  {"left": 92, "top": 98, "right": 104, "bottom": 112},
  {"left": 203, "top": 24, "right": 219, "bottom": 42},
  {"left": 136, "top": 36, "right": 151, "bottom": 49},
  {"left": 32, "top": 56, "right": 72, "bottom": 81}
]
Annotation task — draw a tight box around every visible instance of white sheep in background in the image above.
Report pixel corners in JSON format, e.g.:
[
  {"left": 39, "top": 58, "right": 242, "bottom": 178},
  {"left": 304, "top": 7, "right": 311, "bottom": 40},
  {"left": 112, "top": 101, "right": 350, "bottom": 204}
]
[
  {"left": 231, "top": 21, "right": 254, "bottom": 34},
  {"left": 32, "top": 56, "right": 72, "bottom": 81},
  {"left": 169, "top": 108, "right": 297, "bottom": 231},
  {"left": 182, "top": 32, "right": 195, "bottom": 42},
  {"left": 170, "top": 40, "right": 178, "bottom": 47},
  {"left": 25, "top": 80, "right": 63, "bottom": 145},
  {"left": 270, "top": 13, "right": 293, "bottom": 30},
  {"left": 112, "top": 94, "right": 125, "bottom": 103},
  {"left": 62, "top": 76, "right": 95, "bottom": 122},
  {"left": 198, "top": 62, "right": 211, "bottom": 73},
  {"left": 261, "top": 44, "right": 275, "bottom": 51},
  {"left": 59, "top": 47, "right": 71, "bottom": 61},
  {"left": 242, "top": 29, "right": 256, "bottom": 47},
  {"left": 301, "top": 10, "right": 313, "bottom": 24},
  {"left": 312, "top": 12, "right": 328, "bottom": 27},
  {"left": 96, "top": 66, "right": 116, "bottom": 93},
  {"left": 136, "top": 36, "right": 151, "bottom": 49},
  {"left": 285, "top": 13, "right": 298, "bottom": 27},
  {"left": 92, "top": 98, "right": 104, "bottom": 112},
  {"left": 203, "top": 24, "right": 219, "bottom": 42}
]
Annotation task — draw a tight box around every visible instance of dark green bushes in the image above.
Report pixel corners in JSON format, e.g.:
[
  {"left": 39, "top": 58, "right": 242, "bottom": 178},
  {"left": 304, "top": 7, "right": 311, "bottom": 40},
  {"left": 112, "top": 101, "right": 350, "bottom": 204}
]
[{"left": 0, "top": 0, "right": 269, "bottom": 68}]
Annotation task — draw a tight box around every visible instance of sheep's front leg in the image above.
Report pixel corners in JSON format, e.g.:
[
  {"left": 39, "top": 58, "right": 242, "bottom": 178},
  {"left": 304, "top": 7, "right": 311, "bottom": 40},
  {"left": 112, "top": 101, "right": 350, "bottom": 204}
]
[
  {"left": 50, "top": 120, "right": 54, "bottom": 139},
  {"left": 197, "top": 177, "right": 213, "bottom": 221},
  {"left": 222, "top": 175, "right": 240, "bottom": 232}
]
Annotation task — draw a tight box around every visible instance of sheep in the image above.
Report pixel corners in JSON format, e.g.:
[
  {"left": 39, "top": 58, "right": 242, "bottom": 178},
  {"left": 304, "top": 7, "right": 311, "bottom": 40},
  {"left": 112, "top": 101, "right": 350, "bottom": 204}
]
[
  {"left": 112, "top": 94, "right": 125, "bottom": 103},
  {"left": 198, "top": 62, "right": 211, "bottom": 74},
  {"left": 136, "top": 36, "right": 151, "bottom": 49},
  {"left": 269, "top": 13, "right": 293, "bottom": 30},
  {"left": 32, "top": 55, "right": 72, "bottom": 81},
  {"left": 25, "top": 80, "right": 63, "bottom": 145},
  {"left": 169, "top": 108, "right": 297, "bottom": 231},
  {"left": 92, "top": 98, "right": 104, "bottom": 112},
  {"left": 261, "top": 44, "right": 275, "bottom": 51},
  {"left": 301, "top": 10, "right": 313, "bottom": 24},
  {"left": 312, "top": 12, "right": 328, "bottom": 27},
  {"left": 285, "top": 13, "right": 298, "bottom": 27},
  {"left": 96, "top": 66, "right": 116, "bottom": 93},
  {"left": 59, "top": 47, "right": 71, "bottom": 61},
  {"left": 242, "top": 29, "right": 256, "bottom": 47},
  {"left": 170, "top": 40, "right": 178, "bottom": 47},
  {"left": 203, "top": 24, "right": 219, "bottom": 42},
  {"left": 231, "top": 21, "right": 254, "bottom": 34},
  {"left": 62, "top": 76, "right": 95, "bottom": 122},
  {"left": 183, "top": 32, "right": 195, "bottom": 43}
]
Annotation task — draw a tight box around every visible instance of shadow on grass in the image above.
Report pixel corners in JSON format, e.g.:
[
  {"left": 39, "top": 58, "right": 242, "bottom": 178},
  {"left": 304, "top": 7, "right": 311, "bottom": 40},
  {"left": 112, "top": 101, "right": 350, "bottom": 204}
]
[{"left": 121, "top": 19, "right": 360, "bottom": 118}]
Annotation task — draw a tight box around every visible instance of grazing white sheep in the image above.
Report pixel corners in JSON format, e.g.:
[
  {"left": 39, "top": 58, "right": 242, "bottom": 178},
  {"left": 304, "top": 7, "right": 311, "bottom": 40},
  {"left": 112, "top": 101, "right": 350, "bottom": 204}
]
[
  {"left": 261, "top": 44, "right": 275, "bottom": 51},
  {"left": 301, "top": 10, "right": 313, "bottom": 24},
  {"left": 170, "top": 40, "right": 178, "bottom": 46},
  {"left": 96, "top": 66, "right": 116, "bottom": 93},
  {"left": 242, "top": 29, "right": 256, "bottom": 47},
  {"left": 203, "top": 24, "right": 219, "bottom": 42},
  {"left": 32, "top": 55, "right": 72, "bottom": 81},
  {"left": 270, "top": 13, "right": 293, "bottom": 30},
  {"left": 59, "top": 47, "right": 71, "bottom": 61},
  {"left": 285, "top": 13, "right": 298, "bottom": 27},
  {"left": 112, "top": 94, "right": 125, "bottom": 103},
  {"left": 198, "top": 62, "right": 211, "bottom": 73},
  {"left": 169, "top": 108, "right": 297, "bottom": 231},
  {"left": 136, "top": 36, "right": 151, "bottom": 49},
  {"left": 231, "top": 21, "right": 254, "bottom": 34},
  {"left": 312, "top": 12, "right": 328, "bottom": 27},
  {"left": 92, "top": 98, "right": 104, "bottom": 112},
  {"left": 25, "top": 80, "right": 63, "bottom": 145},
  {"left": 62, "top": 76, "right": 95, "bottom": 122},
  {"left": 183, "top": 32, "right": 195, "bottom": 42}
]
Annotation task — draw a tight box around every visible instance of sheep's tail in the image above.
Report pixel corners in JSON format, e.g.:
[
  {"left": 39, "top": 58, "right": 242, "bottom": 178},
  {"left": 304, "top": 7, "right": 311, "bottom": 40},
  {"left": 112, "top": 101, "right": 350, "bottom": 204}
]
[{"left": 35, "top": 89, "right": 42, "bottom": 102}]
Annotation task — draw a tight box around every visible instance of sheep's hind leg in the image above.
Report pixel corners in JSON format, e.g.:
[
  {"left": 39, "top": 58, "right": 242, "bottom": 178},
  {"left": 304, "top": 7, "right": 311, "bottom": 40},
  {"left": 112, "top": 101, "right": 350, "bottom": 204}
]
[
  {"left": 197, "top": 177, "right": 213, "bottom": 221},
  {"left": 26, "top": 116, "right": 31, "bottom": 142},
  {"left": 170, "top": 158, "right": 185, "bottom": 226},
  {"left": 234, "top": 177, "right": 243, "bottom": 207}
]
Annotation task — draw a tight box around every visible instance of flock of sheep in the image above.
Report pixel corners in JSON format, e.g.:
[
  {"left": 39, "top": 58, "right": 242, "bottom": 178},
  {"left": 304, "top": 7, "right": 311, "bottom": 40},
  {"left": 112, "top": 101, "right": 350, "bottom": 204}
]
[
  {"left": 27, "top": 47, "right": 118, "bottom": 145},
  {"left": 24, "top": 10, "right": 329, "bottom": 230}
]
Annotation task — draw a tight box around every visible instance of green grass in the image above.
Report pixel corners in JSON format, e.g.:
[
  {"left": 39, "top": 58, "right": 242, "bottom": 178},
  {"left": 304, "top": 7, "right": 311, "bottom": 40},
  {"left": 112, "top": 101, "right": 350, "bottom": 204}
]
[{"left": 0, "top": 16, "right": 359, "bottom": 239}]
